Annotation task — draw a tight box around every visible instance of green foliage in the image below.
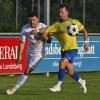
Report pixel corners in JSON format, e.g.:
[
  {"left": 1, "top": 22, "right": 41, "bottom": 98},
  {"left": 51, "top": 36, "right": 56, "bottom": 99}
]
[
  {"left": 0, "top": 0, "right": 100, "bottom": 33},
  {"left": 0, "top": 0, "right": 16, "bottom": 32}
]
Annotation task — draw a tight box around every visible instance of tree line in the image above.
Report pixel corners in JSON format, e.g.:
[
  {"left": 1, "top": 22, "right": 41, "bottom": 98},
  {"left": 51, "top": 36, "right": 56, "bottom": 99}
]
[{"left": 0, "top": 0, "right": 100, "bottom": 33}]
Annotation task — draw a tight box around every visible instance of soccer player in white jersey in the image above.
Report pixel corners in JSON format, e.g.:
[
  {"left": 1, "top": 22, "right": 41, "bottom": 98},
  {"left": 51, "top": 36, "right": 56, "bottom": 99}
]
[{"left": 6, "top": 12, "right": 51, "bottom": 95}]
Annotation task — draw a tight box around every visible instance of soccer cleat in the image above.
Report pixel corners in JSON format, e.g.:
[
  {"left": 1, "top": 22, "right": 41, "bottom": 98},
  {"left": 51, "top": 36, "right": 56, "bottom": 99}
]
[
  {"left": 80, "top": 80, "right": 87, "bottom": 94},
  {"left": 49, "top": 85, "right": 61, "bottom": 92},
  {"left": 6, "top": 88, "right": 16, "bottom": 95}
]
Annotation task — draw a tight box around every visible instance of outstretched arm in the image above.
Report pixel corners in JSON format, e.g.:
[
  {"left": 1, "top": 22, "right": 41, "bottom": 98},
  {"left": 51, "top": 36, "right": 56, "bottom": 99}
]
[
  {"left": 82, "top": 28, "right": 89, "bottom": 51},
  {"left": 16, "top": 41, "right": 25, "bottom": 64}
]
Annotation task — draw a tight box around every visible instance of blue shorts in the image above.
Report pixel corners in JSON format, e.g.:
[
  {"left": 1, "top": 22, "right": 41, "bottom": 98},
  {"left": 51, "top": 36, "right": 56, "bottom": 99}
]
[{"left": 61, "top": 49, "right": 78, "bottom": 63}]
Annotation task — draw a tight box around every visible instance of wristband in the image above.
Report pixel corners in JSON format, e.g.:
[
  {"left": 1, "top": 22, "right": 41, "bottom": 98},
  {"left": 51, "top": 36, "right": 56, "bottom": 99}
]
[{"left": 84, "top": 40, "right": 88, "bottom": 43}]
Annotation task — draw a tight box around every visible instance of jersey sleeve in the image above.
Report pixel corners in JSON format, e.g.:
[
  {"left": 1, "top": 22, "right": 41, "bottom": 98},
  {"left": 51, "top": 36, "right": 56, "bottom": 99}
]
[
  {"left": 38, "top": 23, "right": 47, "bottom": 29},
  {"left": 74, "top": 19, "right": 84, "bottom": 31},
  {"left": 46, "top": 22, "right": 60, "bottom": 33},
  {"left": 41, "top": 23, "right": 47, "bottom": 28}
]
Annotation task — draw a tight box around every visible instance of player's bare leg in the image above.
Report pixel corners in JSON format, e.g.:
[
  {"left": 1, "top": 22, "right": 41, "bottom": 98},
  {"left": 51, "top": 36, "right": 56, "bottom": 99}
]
[{"left": 6, "top": 67, "right": 31, "bottom": 95}]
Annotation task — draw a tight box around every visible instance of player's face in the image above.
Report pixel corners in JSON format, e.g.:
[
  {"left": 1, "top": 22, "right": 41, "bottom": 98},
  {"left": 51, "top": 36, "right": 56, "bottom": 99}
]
[
  {"left": 28, "top": 16, "right": 39, "bottom": 28},
  {"left": 59, "top": 7, "right": 68, "bottom": 21}
]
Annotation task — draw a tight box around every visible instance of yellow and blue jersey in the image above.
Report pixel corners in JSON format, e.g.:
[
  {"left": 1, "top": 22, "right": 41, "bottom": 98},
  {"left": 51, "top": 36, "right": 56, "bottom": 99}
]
[{"left": 46, "top": 18, "right": 84, "bottom": 52}]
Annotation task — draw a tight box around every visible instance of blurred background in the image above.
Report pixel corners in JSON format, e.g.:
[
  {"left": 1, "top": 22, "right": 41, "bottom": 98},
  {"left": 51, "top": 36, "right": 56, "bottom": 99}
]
[{"left": 0, "top": 0, "right": 100, "bottom": 33}]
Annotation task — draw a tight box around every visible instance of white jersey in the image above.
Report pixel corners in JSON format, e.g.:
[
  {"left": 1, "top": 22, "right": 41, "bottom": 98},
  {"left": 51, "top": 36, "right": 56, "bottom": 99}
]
[
  {"left": 20, "top": 23, "right": 47, "bottom": 68},
  {"left": 20, "top": 23, "right": 46, "bottom": 54}
]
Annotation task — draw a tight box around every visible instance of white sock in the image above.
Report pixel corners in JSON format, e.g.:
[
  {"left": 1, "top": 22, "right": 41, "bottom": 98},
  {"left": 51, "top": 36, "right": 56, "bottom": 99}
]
[
  {"left": 56, "top": 81, "right": 63, "bottom": 87},
  {"left": 13, "top": 74, "right": 28, "bottom": 90},
  {"left": 78, "top": 78, "right": 83, "bottom": 84}
]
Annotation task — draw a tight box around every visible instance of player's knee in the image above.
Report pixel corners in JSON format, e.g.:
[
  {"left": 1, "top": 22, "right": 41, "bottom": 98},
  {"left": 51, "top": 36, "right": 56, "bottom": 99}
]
[
  {"left": 59, "top": 58, "right": 69, "bottom": 68},
  {"left": 68, "top": 70, "right": 74, "bottom": 75},
  {"left": 59, "top": 61, "right": 65, "bottom": 68}
]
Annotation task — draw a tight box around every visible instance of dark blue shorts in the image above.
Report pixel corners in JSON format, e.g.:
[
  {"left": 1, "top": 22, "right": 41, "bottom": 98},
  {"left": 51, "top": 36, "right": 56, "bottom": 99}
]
[{"left": 61, "top": 49, "right": 78, "bottom": 63}]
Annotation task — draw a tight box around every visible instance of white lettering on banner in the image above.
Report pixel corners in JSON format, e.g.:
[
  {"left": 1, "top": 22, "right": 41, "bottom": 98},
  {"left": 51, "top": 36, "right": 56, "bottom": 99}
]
[
  {"left": 0, "top": 63, "right": 22, "bottom": 70},
  {"left": 78, "top": 44, "right": 95, "bottom": 57},
  {"left": 73, "top": 61, "right": 82, "bottom": 67},
  {"left": 53, "top": 61, "right": 59, "bottom": 67},
  {"left": 45, "top": 43, "right": 61, "bottom": 56},
  {"left": 52, "top": 61, "right": 82, "bottom": 68},
  {"left": 0, "top": 46, "right": 18, "bottom": 59},
  {"left": 45, "top": 43, "right": 95, "bottom": 58}
]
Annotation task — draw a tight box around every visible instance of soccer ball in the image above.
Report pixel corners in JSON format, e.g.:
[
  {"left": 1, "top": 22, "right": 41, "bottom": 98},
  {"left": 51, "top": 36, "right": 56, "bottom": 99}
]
[{"left": 66, "top": 23, "right": 79, "bottom": 36}]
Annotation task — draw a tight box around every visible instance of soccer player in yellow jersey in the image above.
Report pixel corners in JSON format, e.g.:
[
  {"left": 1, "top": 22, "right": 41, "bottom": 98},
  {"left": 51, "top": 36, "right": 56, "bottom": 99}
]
[{"left": 43, "top": 4, "right": 89, "bottom": 94}]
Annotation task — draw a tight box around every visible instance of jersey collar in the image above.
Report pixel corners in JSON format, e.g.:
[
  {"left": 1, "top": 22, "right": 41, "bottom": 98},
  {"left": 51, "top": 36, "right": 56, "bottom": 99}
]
[{"left": 59, "top": 18, "right": 70, "bottom": 22}]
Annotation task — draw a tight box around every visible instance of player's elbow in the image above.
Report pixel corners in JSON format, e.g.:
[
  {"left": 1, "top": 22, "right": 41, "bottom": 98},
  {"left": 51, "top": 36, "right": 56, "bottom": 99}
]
[{"left": 46, "top": 36, "right": 52, "bottom": 43}]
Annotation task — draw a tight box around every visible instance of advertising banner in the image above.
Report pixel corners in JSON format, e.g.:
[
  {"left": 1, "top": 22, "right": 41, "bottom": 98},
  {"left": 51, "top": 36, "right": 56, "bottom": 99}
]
[
  {"left": 0, "top": 37, "right": 27, "bottom": 74},
  {"left": 0, "top": 36, "right": 100, "bottom": 74},
  {"left": 33, "top": 36, "right": 100, "bottom": 72}
]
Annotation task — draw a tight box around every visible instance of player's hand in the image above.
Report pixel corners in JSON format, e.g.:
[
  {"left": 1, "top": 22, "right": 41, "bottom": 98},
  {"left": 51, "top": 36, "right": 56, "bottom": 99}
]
[
  {"left": 84, "top": 43, "right": 89, "bottom": 51},
  {"left": 42, "top": 32, "right": 49, "bottom": 41},
  {"left": 30, "top": 28, "right": 39, "bottom": 35},
  {"left": 30, "top": 30, "right": 36, "bottom": 35},
  {"left": 16, "top": 55, "right": 22, "bottom": 64},
  {"left": 32, "top": 39, "right": 40, "bottom": 45}
]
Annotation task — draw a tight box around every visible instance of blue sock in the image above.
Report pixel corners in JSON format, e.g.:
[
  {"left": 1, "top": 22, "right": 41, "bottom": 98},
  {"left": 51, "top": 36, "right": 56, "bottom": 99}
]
[
  {"left": 58, "top": 68, "right": 66, "bottom": 81},
  {"left": 71, "top": 71, "right": 80, "bottom": 81}
]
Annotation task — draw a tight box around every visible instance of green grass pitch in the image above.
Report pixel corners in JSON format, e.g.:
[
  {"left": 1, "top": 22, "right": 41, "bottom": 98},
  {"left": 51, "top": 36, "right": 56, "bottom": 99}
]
[{"left": 0, "top": 72, "right": 100, "bottom": 100}]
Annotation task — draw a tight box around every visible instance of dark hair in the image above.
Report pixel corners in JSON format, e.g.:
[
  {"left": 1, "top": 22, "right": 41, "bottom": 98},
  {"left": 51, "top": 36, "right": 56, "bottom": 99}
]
[
  {"left": 60, "top": 4, "right": 70, "bottom": 11},
  {"left": 60, "top": 4, "right": 70, "bottom": 17},
  {"left": 27, "top": 11, "right": 38, "bottom": 18}
]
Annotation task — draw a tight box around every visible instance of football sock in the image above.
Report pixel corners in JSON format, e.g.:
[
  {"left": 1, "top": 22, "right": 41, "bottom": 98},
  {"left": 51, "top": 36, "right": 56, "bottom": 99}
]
[
  {"left": 58, "top": 68, "right": 66, "bottom": 81},
  {"left": 13, "top": 74, "right": 28, "bottom": 90},
  {"left": 56, "top": 81, "right": 63, "bottom": 87},
  {"left": 71, "top": 71, "right": 80, "bottom": 81},
  {"left": 78, "top": 78, "right": 83, "bottom": 84}
]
